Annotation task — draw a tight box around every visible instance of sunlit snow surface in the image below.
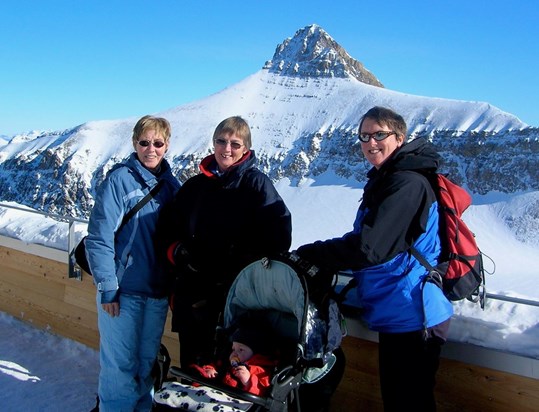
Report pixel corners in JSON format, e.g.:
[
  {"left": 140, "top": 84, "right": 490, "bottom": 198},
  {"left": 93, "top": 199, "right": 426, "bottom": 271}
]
[
  {"left": 1, "top": 179, "right": 538, "bottom": 410},
  {"left": 1, "top": 174, "right": 538, "bottom": 359}
]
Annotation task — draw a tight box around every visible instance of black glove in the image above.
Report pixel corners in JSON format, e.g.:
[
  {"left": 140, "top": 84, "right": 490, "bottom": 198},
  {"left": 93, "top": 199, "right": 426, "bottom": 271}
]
[
  {"left": 282, "top": 251, "right": 335, "bottom": 306},
  {"left": 168, "top": 242, "right": 198, "bottom": 272},
  {"left": 282, "top": 250, "right": 321, "bottom": 277}
]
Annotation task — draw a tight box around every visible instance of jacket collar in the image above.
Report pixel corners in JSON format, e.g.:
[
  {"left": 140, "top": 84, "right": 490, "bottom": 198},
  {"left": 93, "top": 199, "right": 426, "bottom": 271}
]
[
  {"left": 367, "top": 137, "right": 440, "bottom": 179},
  {"left": 199, "top": 150, "right": 255, "bottom": 179}
]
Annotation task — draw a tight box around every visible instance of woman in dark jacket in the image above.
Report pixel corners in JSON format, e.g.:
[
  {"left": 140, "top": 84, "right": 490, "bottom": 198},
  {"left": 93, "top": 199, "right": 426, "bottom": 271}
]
[
  {"left": 158, "top": 116, "right": 292, "bottom": 367},
  {"left": 296, "top": 107, "right": 453, "bottom": 411}
]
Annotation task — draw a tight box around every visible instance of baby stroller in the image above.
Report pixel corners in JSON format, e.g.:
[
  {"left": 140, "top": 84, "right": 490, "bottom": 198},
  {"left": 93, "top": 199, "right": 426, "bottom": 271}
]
[{"left": 154, "top": 254, "right": 347, "bottom": 412}]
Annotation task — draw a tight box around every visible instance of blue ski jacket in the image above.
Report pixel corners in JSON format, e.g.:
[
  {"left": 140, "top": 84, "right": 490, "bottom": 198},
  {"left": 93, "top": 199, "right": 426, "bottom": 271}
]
[
  {"left": 85, "top": 153, "right": 180, "bottom": 303},
  {"left": 297, "top": 138, "right": 453, "bottom": 333}
]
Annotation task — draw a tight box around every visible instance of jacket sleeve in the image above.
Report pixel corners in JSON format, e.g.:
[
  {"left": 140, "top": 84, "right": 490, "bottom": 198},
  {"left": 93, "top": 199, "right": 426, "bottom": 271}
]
[
  {"left": 242, "top": 365, "right": 272, "bottom": 396},
  {"left": 85, "top": 173, "right": 126, "bottom": 303},
  {"left": 297, "top": 171, "right": 433, "bottom": 270},
  {"left": 249, "top": 171, "right": 292, "bottom": 254},
  {"left": 154, "top": 180, "right": 192, "bottom": 267}
]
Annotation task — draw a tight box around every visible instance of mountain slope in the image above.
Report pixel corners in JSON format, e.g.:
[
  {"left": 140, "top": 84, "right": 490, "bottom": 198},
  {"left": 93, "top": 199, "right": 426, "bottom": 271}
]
[{"left": 0, "top": 24, "right": 537, "bottom": 220}]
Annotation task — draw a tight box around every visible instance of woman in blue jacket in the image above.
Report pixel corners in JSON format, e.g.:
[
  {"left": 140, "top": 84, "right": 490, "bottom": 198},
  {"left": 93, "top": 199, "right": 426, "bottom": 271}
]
[
  {"left": 85, "top": 115, "right": 180, "bottom": 411},
  {"left": 157, "top": 116, "right": 292, "bottom": 368},
  {"left": 296, "top": 107, "right": 453, "bottom": 411}
]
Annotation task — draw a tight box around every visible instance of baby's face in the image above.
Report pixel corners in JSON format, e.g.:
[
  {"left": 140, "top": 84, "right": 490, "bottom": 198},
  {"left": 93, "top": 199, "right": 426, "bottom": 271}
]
[{"left": 230, "top": 341, "right": 254, "bottom": 364}]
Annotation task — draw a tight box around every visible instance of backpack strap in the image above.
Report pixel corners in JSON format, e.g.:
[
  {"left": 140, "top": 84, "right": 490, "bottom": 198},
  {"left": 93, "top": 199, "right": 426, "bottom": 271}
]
[
  {"left": 118, "top": 179, "right": 165, "bottom": 233},
  {"left": 409, "top": 246, "right": 434, "bottom": 271},
  {"left": 410, "top": 246, "right": 443, "bottom": 290},
  {"left": 336, "top": 276, "right": 358, "bottom": 304}
]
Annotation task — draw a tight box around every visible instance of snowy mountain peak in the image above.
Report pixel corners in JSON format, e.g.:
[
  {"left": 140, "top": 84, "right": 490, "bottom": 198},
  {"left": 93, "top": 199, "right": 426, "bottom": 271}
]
[
  {"left": 0, "top": 24, "right": 537, "bottom": 222},
  {"left": 263, "top": 24, "right": 384, "bottom": 86}
]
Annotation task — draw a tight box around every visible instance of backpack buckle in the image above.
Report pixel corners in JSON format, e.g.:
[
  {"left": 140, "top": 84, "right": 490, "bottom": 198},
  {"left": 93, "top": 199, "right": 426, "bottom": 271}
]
[{"left": 425, "top": 270, "right": 443, "bottom": 290}]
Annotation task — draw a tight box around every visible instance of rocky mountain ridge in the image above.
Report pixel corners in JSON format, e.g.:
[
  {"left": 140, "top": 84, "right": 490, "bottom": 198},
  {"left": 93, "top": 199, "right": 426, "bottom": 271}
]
[
  {"left": 263, "top": 24, "right": 384, "bottom": 86},
  {"left": 0, "top": 25, "right": 538, "bottom": 226}
]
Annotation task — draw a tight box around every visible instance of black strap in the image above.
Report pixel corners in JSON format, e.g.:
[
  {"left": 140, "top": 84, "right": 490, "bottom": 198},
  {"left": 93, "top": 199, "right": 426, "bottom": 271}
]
[
  {"left": 410, "top": 246, "right": 435, "bottom": 272},
  {"left": 117, "top": 179, "right": 165, "bottom": 233},
  {"left": 410, "top": 246, "right": 444, "bottom": 290},
  {"left": 337, "top": 276, "right": 358, "bottom": 303}
]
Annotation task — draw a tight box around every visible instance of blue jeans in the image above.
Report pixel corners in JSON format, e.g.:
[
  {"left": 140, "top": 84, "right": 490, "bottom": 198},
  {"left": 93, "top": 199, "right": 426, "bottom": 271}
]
[{"left": 97, "top": 293, "right": 168, "bottom": 412}]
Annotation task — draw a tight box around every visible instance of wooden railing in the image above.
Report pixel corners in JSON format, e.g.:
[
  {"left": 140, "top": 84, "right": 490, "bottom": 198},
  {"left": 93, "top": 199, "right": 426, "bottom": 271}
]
[
  {"left": 1, "top": 201, "right": 539, "bottom": 411},
  {"left": 1, "top": 240, "right": 539, "bottom": 411},
  {"left": 2, "top": 201, "right": 538, "bottom": 308}
]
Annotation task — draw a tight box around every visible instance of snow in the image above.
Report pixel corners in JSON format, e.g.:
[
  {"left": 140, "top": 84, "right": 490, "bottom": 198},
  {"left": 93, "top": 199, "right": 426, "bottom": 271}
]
[
  {"left": 1, "top": 175, "right": 539, "bottom": 410},
  {"left": 0, "top": 311, "right": 99, "bottom": 411},
  {"left": 0, "top": 27, "right": 537, "bottom": 409},
  {"left": 0, "top": 71, "right": 528, "bottom": 188}
]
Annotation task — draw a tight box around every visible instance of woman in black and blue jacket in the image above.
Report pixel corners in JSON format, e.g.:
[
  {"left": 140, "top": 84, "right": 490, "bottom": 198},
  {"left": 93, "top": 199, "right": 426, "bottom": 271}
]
[{"left": 296, "top": 106, "right": 453, "bottom": 412}]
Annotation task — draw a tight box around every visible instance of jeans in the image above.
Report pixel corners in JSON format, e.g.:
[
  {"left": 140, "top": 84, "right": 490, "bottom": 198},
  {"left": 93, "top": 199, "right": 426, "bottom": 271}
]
[{"left": 97, "top": 293, "right": 168, "bottom": 412}]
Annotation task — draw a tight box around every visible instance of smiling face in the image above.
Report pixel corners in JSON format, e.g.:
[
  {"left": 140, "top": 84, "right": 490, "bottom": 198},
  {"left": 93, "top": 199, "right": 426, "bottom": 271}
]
[
  {"left": 134, "top": 129, "right": 169, "bottom": 171},
  {"left": 360, "top": 117, "right": 404, "bottom": 169},
  {"left": 213, "top": 132, "right": 247, "bottom": 172}
]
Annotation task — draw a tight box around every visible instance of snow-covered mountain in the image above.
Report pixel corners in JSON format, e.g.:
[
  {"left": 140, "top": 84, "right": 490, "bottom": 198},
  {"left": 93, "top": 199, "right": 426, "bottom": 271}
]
[
  {"left": 0, "top": 24, "right": 538, "bottom": 225},
  {"left": 2, "top": 25, "right": 539, "bottom": 359},
  {"left": 263, "top": 25, "right": 384, "bottom": 86}
]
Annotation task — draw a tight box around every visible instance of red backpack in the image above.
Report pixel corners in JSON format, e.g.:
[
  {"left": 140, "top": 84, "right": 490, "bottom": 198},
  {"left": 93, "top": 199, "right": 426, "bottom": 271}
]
[{"left": 411, "top": 174, "right": 487, "bottom": 308}]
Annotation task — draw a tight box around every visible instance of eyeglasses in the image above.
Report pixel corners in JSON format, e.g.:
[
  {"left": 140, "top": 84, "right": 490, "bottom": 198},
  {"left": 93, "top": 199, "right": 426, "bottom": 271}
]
[
  {"left": 214, "top": 137, "right": 244, "bottom": 150},
  {"left": 358, "top": 131, "right": 396, "bottom": 143},
  {"left": 137, "top": 140, "right": 166, "bottom": 148}
]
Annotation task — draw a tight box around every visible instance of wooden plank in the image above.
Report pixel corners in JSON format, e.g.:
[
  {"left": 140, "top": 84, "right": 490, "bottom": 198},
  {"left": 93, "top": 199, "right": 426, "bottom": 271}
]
[
  {"left": 1, "top": 266, "right": 66, "bottom": 301},
  {"left": 331, "top": 367, "right": 383, "bottom": 411},
  {"left": 2, "top": 244, "right": 539, "bottom": 411},
  {"left": 334, "top": 335, "right": 539, "bottom": 412},
  {"left": 436, "top": 356, "right": 539, "bottom": 412},
  {"left": 340, "top": 334, "right": 379, "bottom": 376},
  {"left": 64, "top": 284, "right": 98, "bottom": 314},
  {"left": 0, "top": 277, "right": 95, "bottom": 325},
  {"left": 330, "top": 337, "right": 382, "bottom": 411},
  {"left": 0, "top": 246, "right": 67, "bottom": 283},
  {"left": 161, "top": 333, "right": 180, "bottom": 367},
  {"left": 0, "top": 278, "right": 98, "bottom": 335}
]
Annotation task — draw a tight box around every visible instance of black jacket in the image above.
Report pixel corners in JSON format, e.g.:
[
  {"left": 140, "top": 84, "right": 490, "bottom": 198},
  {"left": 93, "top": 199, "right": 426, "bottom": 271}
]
[
  {"left": 157, "top": 149, "right": 292, "bottom": 298},
  {"left": 297, "top": 138, "right": 440, "bottom": 270}
]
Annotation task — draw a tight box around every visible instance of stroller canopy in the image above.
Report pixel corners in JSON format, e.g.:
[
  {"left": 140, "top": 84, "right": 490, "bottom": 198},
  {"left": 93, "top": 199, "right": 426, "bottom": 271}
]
[
  {"left": 224, "top": 258, "right": 306, "bottom": 338},
  {"left": 224, "top": 257, "right": 343, "bottom": 365}
]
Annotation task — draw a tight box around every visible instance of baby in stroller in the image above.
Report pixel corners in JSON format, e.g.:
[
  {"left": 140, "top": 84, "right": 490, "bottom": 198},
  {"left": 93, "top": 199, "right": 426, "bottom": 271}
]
[
  {"left": 154, "top": 256, "right": 345, "bottom": 412},
  {"left": 192, "top": 322, "right": 280, "bottom": 396}
]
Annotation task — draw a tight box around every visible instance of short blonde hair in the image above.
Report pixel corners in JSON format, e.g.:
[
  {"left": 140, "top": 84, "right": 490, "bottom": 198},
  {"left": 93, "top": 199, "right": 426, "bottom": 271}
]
[
  {"left": 132, "top": 115, "right": 171, "bottom": 147},
  {"left": 212, "top": 116, "right": 252, "bottom": 150}
]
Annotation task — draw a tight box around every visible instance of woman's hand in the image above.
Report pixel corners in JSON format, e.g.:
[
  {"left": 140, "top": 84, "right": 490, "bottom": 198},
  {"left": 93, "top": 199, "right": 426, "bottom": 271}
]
[{"left": 102, "top": 302, "right": 120, "bottom": 317}]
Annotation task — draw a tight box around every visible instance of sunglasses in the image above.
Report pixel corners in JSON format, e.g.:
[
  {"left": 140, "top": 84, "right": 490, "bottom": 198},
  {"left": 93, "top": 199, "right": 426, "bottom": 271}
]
[
  {"left": 214, "top": 137, "right": 244, "bottom": 150},
  {"left": 358, "top": 131, "right": 396, "bottom": 143},
  {"left": 137, "top": 140, "right": 166, "bottom": 148}
]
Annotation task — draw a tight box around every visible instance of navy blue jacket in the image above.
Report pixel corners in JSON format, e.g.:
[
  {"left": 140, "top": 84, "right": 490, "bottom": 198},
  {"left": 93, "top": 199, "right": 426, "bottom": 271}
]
[{"left": 157, "top": 150, "right": 292, "bottom": 329}]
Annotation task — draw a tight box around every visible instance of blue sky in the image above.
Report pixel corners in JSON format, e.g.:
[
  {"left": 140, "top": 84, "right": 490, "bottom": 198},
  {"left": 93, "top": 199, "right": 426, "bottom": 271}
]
[{"left": 1, "top": 0, "right": 538, "bottom": 136}]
